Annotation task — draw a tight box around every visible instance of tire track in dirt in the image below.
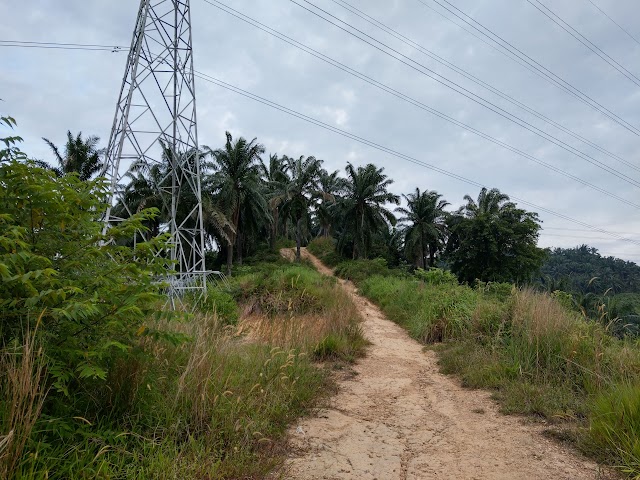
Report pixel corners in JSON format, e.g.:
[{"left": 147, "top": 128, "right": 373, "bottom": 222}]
[{"left": 279, "top": 248, "right": 612, "bottom": 480}]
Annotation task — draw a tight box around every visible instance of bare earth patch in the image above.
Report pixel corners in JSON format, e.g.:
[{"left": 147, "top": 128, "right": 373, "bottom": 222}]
[{"left": 278, "top": 248, "right": 613, "bottom": 480}]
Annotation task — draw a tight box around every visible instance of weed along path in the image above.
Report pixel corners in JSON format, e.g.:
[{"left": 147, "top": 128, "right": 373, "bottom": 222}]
[{"left": 280, "top": 248, "right": 607, "bottom": 480}]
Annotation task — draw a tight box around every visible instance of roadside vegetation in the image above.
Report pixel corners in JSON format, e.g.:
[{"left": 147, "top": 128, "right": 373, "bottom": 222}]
[
  {"left": 0, "top": 118, "right": 365, "bottom": 479},
  {"left": 4, "top": 112, "right": 640, "bottom": 478},
  {"left": 328, "top": 257, "right": 640, "bottom": 477}
]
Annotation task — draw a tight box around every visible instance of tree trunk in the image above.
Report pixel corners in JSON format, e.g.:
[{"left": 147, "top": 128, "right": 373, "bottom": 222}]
[
  {"left": 429, "top": 246, "right": 436, "bottom": 267},
  {"left": 227, "top": 206, "right": 240, "bottom": 275},
  {"left": 270, "top": 208, "right": 278, "bottom": 250},
  {"left": 421, "top": 229, "right": 427, "bottom": 269},
  {"left": 236, "top": 231, "right": 243, "bottom": 266},
  {"left": 226, "top": 241, "right": 233, "bottom": 276},
  {"left": 296, "top": 217, "right": 302, "bottom": 262}
]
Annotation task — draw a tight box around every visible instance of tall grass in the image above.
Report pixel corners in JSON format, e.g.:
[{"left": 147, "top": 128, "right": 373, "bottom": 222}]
[
  {"left": 0, "top": 330, "right": 48, "bottom": 480},
  {"left": 3, "top": 262, "right": 366, "bottom": 479},
  {"left": 358, "top": 273, "right": 640, "bottom": 477}
]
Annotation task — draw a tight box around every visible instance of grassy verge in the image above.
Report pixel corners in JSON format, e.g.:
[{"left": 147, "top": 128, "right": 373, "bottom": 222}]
[
  {"left": 338, "top": 264, "right": 640, "bottom": 477},
  {"left": 307, "top": 238, "right": 344, "bottom": 268},
  {"left": 1, "top": 261, "right": 365, "bottom": 479}
]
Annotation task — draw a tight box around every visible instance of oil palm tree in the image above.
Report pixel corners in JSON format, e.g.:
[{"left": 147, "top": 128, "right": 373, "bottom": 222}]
[
  {"left": 204, "top": 132, "right": 270, "bottom": 273},
  {"left": 279, "top": 155, "right": 324, "bottom": 261},
  {"left": 316, "top": 168, "right": 345, "bottom": 238},
  {"left": 396, "top": 188, "right": 449, "bottom": 268},
  {"left": 42, "top": 131, "right": 103, "bottom": 180},
  {"left": 112, "top": 146, "right": 233, "bottom": 259},
  {"left": 261, "top": 153, "right": 290, "bottom": 249},
  {"left": 460, "top": 187, "right": 514, "bottom": 218},
  {"left": 340, "top": 163, "right": 399, "bottom": 259}
]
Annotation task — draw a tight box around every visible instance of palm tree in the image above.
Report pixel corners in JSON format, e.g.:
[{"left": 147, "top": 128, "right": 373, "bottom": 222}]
[
  {"left": 279, "top": 155, "right": 325, "bottom": 262},
  {"left": 261, "top": 153, "right": 290, "bottom": 249},
  {"left": 316, "top": 168, "right": 345, "bottom": 238},
  {"left": 111, "top": 146, "right": 234, "bottom": 259},
  {"left": 42, "top": 131, "right": 103, "bottom": 180},
  {"left": 460, "top": 187, "right": 514, "bottom": 218},
  {"left": 204, "top": 132, "right": 270, "bottom": 273},
  {"left": 396, "top": 188, "right": 449, "bottom": 268},
  {"left": 340, "top": 163, "right": 400, "bottom": 259}
]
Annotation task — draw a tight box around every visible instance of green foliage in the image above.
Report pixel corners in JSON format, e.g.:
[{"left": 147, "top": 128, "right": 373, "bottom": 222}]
[
  {"left": 278, "top": 155, "right": 324, "bottom": 261},
  {"left": 359, "top": 273, "right": 640, "bottom": 476},
  {"left": 540, "top": 245, "right": 640, "bottom": 294},
  {"left": 337, "top": 163, "right": 400, "bottom": 259},
  {"left": 474, "top": 281, "right": 514, "bottom": 302},
  {"left": 446, "top": 187, "right": 545, "bottom": 284},
  {"left": 229, "top": 263, "right": 338, "bottom": 317},
  {"left": 360, "top": 275, "right": 489, "bottom": 342},
  {"left": 42, "top": 131, "right": 104, "bottom": 180},
  {"left": 551, "top": 290, "right": 575, "bottom": 311},
  {"left": 307, "top": 237, "right": 343, "bottom": 267},
  {"left": 586, "top": 383, "right": 640, "bottom": 474},
  {"left": 0, "top": 159, "right": 169, "bottom": 400},
  {"left": 334, "top": 258, "right": 393, "bottom": 284},
  {"left": 414, "top": 267, "right": 458, "bottom": 285},
  {"left": 200, "top": 287, "right": 239, "bottom": 325},
  {"left": 396, "top": 188, "right": 449, "bottom": 268},
  {"left": 0, "top": 115, "right": 26, "bottom": 162},
  {"left": 204, "top": 131, "right": 270, "bottom": 271},
  {"left": 313, "top": 324, "right": 367, "bottom": 363}
]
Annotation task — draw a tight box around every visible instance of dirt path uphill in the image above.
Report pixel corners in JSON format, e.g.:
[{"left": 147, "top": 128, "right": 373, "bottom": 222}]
[{"left": 281, "top": 248, "right": 607, "bottom": 480}]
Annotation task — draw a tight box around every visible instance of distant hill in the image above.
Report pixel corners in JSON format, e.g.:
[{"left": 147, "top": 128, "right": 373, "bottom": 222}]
[{"left": 539, "top": 245, "right": 640, "bottom": 295}]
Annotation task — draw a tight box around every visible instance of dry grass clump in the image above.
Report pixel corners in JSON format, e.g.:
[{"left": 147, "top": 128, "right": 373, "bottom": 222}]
[
  {"left": 0, "top": 331, "right": 47, "bottom": 480},
  {"left": 239, "top": 282, "right": 365, "bottom": 359}
]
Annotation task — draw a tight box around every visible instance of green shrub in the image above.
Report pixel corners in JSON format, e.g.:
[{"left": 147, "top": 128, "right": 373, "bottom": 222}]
[
  {"left": 307, "top": 238, "right": 343, "bottom": 267},
  {"left": 551, "top": 289, "right": 575, "bottom": 312},
  {"left": 475, "top": 281, "right": 514, "bottom": 302},
  {"left": 334, "top": 258, "right": 391, "bottom": 284},
  {"left": 201, "top": 287, "right": 239, "bottom": 325},
  {"left": 275, "top": 237, "right": 296, "bottom": 249},
  {"left": 414, "top": 267, "right": 458, "bottom": 285}
]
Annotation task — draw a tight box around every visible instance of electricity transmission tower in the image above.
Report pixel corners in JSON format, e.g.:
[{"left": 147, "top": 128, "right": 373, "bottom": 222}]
[{"left": 102, "top": 0, "right": 207, "bottom": 303}]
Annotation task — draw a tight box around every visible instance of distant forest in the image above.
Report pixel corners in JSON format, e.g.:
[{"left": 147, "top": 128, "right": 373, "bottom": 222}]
[{"left": 539, "top": 245, "right": 640, "bottom": 295}]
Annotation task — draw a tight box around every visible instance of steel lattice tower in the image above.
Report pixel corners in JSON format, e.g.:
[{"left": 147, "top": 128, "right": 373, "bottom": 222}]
[{"left": 103, "top": 0, "right": 206, "bottom": 302}]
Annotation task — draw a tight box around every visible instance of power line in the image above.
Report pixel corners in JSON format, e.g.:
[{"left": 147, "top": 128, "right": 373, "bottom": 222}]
[
  {"left": 526, "top": 0, "right": 640, "bottom": 88},
  {"left": 543, "top": 226, "right": 640, "bottom": 235},
  {"left": 192, "top": 70, "right": 640, "bottom": 249},
  {"left": 586, "top": 0, "right": 640, "bottom": 48},
  {"left": 542, "top": 233, "right": 638, "bottom": 241},
  {"left": 291, "top": 0, "right": 640, "bottom": 189},
  {"left": 7, "top": 24, "right": 640, "bottom": 210},
  {"left": 198, "top": 0, "right": 640, "bottom": 210},
  {"left": 330, "top": 0, "right": 640, "bottom": 175},
  {"left": 419, "top": 0, "right": 640, "bottom": 137},
  {"left": 0, "top": 40, "right": 126, "bottom": 52},
  {"left": 6, "top": 33, "right": 639, "bottom": 247}
]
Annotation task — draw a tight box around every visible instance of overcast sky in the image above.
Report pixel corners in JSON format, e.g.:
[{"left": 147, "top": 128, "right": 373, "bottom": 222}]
[{"left": 2, "top": 0, "right": 640, "bottom": 262}]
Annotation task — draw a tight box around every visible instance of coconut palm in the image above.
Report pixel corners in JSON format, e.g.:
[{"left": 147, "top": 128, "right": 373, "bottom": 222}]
[
  {"left": 204, "top": 132, "right": 270, "bottom": 273},
  {"left": 396, "top": 188, "right": 449, "bottom": 268},
  {"left": 340, "top": 163, "right": 399, "bottom": 259},
  {"left": 42, "top": 131, "right": 103, "bottom": 180}
]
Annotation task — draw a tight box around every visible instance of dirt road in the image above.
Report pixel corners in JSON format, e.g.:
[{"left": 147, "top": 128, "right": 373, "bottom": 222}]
[{"left": 281, "top": 248, "right": 608, "bottom": 479}]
